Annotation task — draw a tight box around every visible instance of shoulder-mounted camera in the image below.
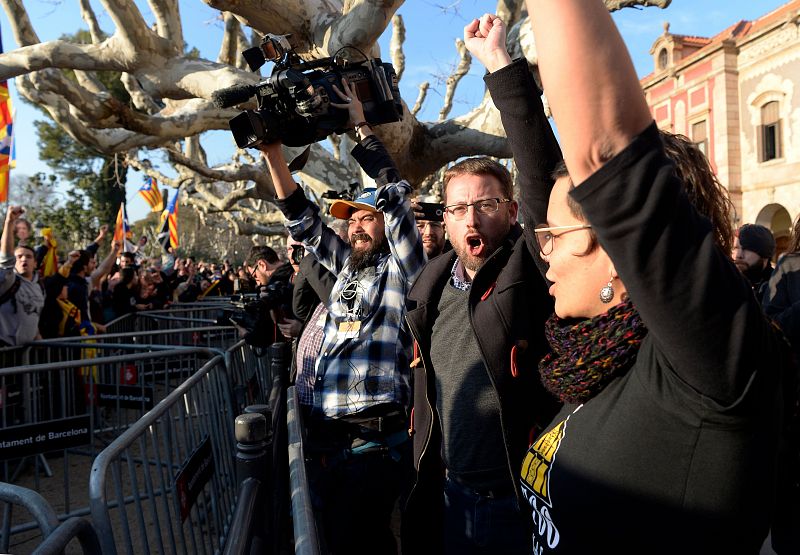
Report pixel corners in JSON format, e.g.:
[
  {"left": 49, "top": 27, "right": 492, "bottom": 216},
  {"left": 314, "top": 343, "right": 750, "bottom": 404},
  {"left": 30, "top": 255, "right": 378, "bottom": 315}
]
[{"left": 212, "top": 34, "right": 404, "bottom": 148}]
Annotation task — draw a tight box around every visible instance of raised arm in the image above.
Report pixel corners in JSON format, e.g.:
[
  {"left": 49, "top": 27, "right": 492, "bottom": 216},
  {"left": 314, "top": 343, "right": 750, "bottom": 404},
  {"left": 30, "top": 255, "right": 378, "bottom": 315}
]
[
  {"left": 91, "top": 240, "right": 122, "bottom": 290},
  {"left": 466, "top": 14, "right": 561, "bottom": 277},
  {"left": 1, "top": 206, "right": 24, "bottom": 258},
  {"left": 525, "top": 0, "right": 651, "bottom": 184},
  {"left": 84, "top": 224, "right": 109, "bottom": 256},
  {"left": 261, "top": 141, "right": 299, "bottom": 201}
]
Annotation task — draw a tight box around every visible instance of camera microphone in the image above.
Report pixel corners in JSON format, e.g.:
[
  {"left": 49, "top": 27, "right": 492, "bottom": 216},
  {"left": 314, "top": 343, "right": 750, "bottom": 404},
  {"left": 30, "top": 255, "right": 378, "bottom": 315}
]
[{"left": 212, "top": 84, "right": 257, "bottom": 109}]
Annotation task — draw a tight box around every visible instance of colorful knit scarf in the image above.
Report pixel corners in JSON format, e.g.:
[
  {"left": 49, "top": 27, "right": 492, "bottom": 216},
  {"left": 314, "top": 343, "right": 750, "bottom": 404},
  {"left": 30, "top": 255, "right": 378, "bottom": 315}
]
[{"left": 539, "top": 301, "right": 648, "bottom": 404}]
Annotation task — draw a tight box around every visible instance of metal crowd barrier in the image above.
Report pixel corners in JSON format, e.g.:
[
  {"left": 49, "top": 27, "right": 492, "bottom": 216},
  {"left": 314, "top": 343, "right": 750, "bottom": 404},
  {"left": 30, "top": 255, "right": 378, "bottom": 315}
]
[
  {"left": 221, "top": 343, "right": 292, "bottom": 554},
  {"left": 136, "top": 306, "right": 230, "bottom": 329},
  {"left": 0, "top": 481, "right": 101, "bottom": 555},
  {"left": 104, "top": 314, "right": 136, "bottom": 335},
  {"left": 0, "top": 348, "right": 218, "bottom": 553},
  {"left": 0, "top": 482, "right": 59, "bottom": 554},
  {"left": 33, "top": 515, "right": 101, "bottom": 555},
  {"left": 227, "top": 338, "right": 273, "bottom": 409},
  {"left": 89, "top": 353, "right": 238, "bottom": 555},
  {"left": 286, "top": 385, "right": 321, "bottom": 555},
  {"left": 0, "top": 297, "right": 283, "bottom": 553},
  {"left": 32, "top": 325, "right": 239, "bottom": 354}
]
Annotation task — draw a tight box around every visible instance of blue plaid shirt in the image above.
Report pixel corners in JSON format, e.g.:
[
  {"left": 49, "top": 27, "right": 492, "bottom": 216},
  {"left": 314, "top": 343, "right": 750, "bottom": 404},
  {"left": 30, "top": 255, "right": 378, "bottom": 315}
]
[{"left": 285, "top": 182, "right": 425, "bottom": 418}]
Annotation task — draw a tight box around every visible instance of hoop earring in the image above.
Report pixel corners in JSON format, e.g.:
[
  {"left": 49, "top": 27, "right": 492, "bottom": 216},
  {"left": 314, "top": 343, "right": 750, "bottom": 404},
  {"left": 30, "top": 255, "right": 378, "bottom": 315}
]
[{"left": 599, "top": 279, "right": 615, "bottom": 304}]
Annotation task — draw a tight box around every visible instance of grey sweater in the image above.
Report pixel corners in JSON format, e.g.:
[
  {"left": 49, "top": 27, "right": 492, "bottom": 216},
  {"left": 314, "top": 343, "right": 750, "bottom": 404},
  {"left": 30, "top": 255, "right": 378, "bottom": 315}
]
[{"left": 0, "top": 253, "right": 44, "bottom": 346}]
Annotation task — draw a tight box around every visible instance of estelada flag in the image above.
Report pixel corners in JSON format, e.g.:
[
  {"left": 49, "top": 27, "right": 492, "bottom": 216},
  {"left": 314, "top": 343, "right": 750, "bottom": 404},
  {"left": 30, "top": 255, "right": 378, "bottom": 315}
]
[
  {"left": 0, "top": 28, "right": 12, "bottom": 203},
  {"left": 113, "top": 202, "right": 132, "bottom": 244},
  {"left": 138, "top": 176, "right": 164, "bottom": 212},
  {"left": 158, "top": 190, "right": 179, "bottom": 250}
]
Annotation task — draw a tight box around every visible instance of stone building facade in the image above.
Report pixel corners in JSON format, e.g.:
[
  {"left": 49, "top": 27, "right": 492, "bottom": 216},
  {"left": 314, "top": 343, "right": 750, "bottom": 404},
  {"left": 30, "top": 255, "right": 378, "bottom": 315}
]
[{"left": 641, "top": 0, "right": 800, "bottom": 255}]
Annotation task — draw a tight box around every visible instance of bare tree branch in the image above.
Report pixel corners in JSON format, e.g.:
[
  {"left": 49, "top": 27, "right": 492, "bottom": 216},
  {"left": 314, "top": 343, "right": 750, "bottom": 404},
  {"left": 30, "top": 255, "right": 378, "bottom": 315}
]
[
  {"left": 78, "top": 0, "right": 104, "bottom": 43},
  {"left": 390, "top": 14, "right": 406, "bottom": 82},
  {"left": 217, "top": 12, "right": 240, "bottom": 66},
  {"left": 439, "top": 39, "right": 470, "bottom": 121},
  {"left": 149, "top": 0, "right": 185, "bottom": 52},
  {"left": 97, "top": 0, "right": 160, "bottom": 54},
  {"left": 411, "top": 82, "right": 429, "bottom": 117},
  {"left": 1, "top": 0, "right": 41, "bottom": 46},
  {"left": 164, "top": 146, "right": 273, "bottom": 194}
]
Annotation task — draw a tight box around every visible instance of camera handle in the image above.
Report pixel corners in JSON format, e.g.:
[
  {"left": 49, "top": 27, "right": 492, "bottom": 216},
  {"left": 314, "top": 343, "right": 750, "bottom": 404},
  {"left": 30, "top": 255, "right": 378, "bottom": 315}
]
[{"left": 368, "top": 60, "right": 394, "bottom": 103}]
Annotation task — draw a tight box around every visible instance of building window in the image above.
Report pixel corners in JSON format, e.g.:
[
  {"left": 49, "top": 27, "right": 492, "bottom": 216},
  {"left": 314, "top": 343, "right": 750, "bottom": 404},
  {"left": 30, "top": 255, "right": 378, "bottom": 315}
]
[
  {"left": 658, "top": 48, "right": 669, "bottom": 70},
  {"left": 691, "top": 120, "right": 708, "bottom": 156},
  {"left": 759, "top": 101, "right": 782, "bottom": 162}
]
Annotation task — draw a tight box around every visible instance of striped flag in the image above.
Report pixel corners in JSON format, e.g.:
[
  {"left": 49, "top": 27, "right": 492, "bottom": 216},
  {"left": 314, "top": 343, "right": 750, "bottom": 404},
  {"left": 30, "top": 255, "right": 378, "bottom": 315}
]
[
  {"left": 0, "top": 28, "right": 12, "bottom": 203},
  {"left": 138, "top": 176, "right": 164, "bottom": 212},
  {"left": 158, "top": 190, "right": 179, "bottom": 251},
  {"left": 113, "top": 202, "right": 133, "bottom": 246}
]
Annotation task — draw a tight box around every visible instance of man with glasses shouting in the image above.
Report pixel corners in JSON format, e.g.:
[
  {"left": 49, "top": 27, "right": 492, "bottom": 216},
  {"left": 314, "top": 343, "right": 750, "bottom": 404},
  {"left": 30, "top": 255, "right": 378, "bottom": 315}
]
[
  {"left": 406, "top": 157, "right": 561, "bottom": 552},
  {"left": 402, "top": 14, "right": 564, "bottom": 555}
]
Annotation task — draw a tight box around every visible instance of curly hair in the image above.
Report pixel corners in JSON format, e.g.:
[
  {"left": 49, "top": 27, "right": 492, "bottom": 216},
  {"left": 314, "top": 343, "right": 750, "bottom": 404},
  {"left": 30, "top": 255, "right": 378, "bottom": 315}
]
[
  {"left": 660, "top": 130, "right": 735, "bottom": 255},
  {"left": 551, "top": 131, "right": 735, "bottom": 256}
]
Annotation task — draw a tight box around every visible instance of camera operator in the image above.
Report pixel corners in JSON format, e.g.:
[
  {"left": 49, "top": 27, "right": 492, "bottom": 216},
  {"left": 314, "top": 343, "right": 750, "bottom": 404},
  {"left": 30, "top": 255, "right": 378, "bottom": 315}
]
[{"left": 259, "top": 78, "right": 425, "bottom": 555}]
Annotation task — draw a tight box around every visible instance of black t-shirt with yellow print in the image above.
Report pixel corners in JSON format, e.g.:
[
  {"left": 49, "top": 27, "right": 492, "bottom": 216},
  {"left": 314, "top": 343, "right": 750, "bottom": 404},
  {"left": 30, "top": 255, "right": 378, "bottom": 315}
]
[{"left": 521, "top": 124, "right": 785, "bottom": 554}]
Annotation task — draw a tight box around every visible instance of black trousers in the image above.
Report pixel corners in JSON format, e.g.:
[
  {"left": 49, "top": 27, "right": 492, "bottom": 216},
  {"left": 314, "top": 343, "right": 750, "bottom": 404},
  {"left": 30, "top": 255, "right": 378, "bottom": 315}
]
[{"left": 306, "top": 422, "right": 411, "bottom": 555}]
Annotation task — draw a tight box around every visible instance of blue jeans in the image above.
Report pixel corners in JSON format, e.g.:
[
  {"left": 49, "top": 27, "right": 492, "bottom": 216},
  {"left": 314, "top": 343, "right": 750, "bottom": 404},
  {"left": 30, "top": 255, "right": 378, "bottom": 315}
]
[{"left": 443, "top": 476, "right": 531, "bottom": 555}]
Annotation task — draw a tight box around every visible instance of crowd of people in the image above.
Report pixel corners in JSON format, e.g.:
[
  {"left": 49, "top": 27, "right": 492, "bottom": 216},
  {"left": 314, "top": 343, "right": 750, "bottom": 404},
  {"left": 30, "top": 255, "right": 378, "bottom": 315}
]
[
  {"left": 2, "top": 2, "right": 799, "bottom": 554},
  {"left": 0, "top": 206, "right": 296, "bottom": 344}
]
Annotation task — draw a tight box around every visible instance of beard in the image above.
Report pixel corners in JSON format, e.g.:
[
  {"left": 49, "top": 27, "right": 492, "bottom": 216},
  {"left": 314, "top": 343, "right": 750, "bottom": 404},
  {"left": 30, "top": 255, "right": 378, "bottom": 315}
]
[
  {"left": 349, "top": 233, "right": 389, "bottom": 272},
  {"left": 739, "top": 260, "right": 767, "bottom": 285},
  {"left": 451, "top": 234, "right": 501, "bottom": 273}
]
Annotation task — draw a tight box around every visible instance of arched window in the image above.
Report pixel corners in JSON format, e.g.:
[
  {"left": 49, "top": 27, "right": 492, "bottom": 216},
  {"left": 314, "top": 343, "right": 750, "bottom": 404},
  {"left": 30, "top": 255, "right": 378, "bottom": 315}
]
[
  {"left": 658, "top": 48, "right": 669, "bottom": 70},
  {"left": 759, "top": 101, "right": 782, "bottom": 162}
]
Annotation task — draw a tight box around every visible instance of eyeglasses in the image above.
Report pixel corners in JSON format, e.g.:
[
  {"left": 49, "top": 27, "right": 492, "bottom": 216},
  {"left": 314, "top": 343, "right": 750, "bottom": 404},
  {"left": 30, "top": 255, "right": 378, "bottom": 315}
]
[
  {"left": 444, "top": 198, "right": 511, "bottom": 221},
  {"left": 534, "top": 224, "right": 593, "bottom": 256},
  {"left": 247, "top": 264, "right": 258, "bottom": 281}
]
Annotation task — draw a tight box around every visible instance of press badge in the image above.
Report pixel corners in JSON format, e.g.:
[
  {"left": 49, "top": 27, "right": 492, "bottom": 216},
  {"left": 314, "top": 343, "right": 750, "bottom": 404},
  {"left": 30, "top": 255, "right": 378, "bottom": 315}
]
[{"left": 337, "top": 320, "right": 361, "bottom": 339}]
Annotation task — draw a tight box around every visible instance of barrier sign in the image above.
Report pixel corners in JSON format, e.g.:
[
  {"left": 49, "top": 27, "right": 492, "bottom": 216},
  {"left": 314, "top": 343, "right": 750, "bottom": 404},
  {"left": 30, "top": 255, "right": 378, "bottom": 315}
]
[
  {"left": 0, "top": 415, "right": 91, "bottom": 460},
  {"left": 96, "top": 384, "right": 154, "bottom": 410},
  {"left": 175, "top": 435, "right": 215, "bottom": 521}
]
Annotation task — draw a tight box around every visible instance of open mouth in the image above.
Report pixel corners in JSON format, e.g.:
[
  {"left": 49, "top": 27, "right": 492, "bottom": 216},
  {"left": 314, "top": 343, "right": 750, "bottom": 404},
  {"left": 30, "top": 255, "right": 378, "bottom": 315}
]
[
  {"left": 351, "top": 233, "right": 372, "bottom": 249},
  {"left": 465, "top": 234, "right": 485, "bottom": 257}
]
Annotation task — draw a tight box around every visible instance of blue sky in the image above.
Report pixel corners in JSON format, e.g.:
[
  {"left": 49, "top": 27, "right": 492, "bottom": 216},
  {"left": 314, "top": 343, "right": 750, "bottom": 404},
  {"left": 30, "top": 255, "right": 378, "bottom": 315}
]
[{"left": 0, "top": 0, "right": 791, "bottom": 222}]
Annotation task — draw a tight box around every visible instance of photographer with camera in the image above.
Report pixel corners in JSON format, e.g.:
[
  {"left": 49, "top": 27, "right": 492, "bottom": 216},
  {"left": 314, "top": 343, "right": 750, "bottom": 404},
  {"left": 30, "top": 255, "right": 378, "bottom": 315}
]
[
  {"left": 233, "top": 245, "right": 297, "bottom": 348},
  {"left": 259, "top": 78, "right": 424, "bottom": 555}
]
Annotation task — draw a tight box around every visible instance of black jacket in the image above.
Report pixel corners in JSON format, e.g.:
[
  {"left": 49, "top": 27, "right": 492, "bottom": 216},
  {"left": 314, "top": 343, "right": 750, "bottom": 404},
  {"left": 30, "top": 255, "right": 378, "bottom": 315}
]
[
  {"left": 66, "top": 273, "right": 90, "bottom": 323},
  {"left": 292, "top": 254, "right": 336, "bottom": 323},
  {"left": 402, "top": 58, "right": 561, "bottom": 550}
]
